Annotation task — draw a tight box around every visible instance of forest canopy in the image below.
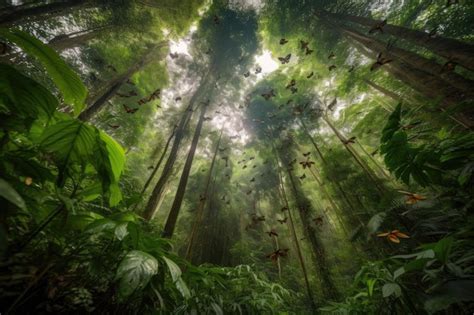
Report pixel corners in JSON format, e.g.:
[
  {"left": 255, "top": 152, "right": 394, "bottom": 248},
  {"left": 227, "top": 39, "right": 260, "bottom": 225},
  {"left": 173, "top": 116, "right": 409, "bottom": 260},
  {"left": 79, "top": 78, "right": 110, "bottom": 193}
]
[{"left": 0, "top": 0, "right": 473, "bottom": 314}]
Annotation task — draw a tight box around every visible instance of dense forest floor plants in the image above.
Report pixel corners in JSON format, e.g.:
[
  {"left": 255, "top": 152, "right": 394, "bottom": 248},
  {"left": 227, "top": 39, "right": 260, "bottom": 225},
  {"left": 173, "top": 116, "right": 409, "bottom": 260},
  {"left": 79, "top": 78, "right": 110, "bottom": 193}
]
[{"left": 1, "top": 0, "right": 474, "bottom": 314}]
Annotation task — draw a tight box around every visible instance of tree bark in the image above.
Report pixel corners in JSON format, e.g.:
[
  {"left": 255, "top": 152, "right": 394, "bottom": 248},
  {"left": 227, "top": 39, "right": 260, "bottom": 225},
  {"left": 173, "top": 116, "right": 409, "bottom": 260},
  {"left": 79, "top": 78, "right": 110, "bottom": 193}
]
[
  {"left": 364, "top": 79, "right": 401, "bottom": 101},
  {"left": 185, "top": 130, "right": 222, "bottom": 260},
  {"left": 162, "top": 100, "right": 209, "bottom": 238},
  {"left": 48, "top": 25, "right": 111, "bottom": 51},
  {"left": 286, "top": 166, "right": 340, "bottom": 301},
  {"left": 78, "top": 41, "right": 167, "bottom": 121},
  {"left": 0, "top": 0, "right": 91, "bottom": 27},
  {"left": 317, "top": 9, "right": 474, "bottom": 71},
  {"left": 141, "top": 72, "right": 211, "bottom": 221}
]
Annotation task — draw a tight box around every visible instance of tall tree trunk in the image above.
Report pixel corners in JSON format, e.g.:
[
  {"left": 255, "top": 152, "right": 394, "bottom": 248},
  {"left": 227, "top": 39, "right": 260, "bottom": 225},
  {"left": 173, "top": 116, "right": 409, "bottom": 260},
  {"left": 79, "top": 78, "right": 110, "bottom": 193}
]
[
  {"left": 364, "top": 79, "right": 401, "bottom": 102},
  {"left": 271, "top": 140, "right": 316, "bottom": 311},
  {"left": 78, "top": 41, "right": 167, "bottom": 121},
  {"left": 185, "top": 130, "right": 222, "bottom": 261},
  {"left": 286, "top": 165, "right": 340, "bottom": 301},
  {"left": 341, "top": 27, "right": 474, "bottom": 95},
  {"left": 0, "top": 0, "right": 91, "bottom": 27},
  {"left": 162, "top": 100, "right": 209, "bottom": 238},
  {"left": 322, "top": 116, "right": 385, "bottom": 194},
  {"left": 300, "top": 119, "right": 362, "bottom": 224},
  {"left": 317, "top": 9, "right": 474, "bottom": 71},
  {"left": 48, "top": 25, "right": 112, "bottom": 51},
  {"left": 142, "top": 72, "right": 211, "bottom": 221}
]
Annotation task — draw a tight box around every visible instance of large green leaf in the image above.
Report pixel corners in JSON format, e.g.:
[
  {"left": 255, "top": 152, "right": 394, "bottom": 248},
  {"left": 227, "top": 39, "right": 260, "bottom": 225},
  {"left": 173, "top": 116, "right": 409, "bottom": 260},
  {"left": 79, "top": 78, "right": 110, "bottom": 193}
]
[
  {"left": 162, "top": 256, "right": 191, "bottom": 298},
  {"left": 0, "top": 28, "right": 87, "bottom": 115},
  {"left": 115, "top": 250, "right": 159, "bottom": 299},
  {"left": 0, "top": 178, "right": 26, "bottom": 210},
  {"left": 0, "top": 64, "right": 58, "bottom": 130}
]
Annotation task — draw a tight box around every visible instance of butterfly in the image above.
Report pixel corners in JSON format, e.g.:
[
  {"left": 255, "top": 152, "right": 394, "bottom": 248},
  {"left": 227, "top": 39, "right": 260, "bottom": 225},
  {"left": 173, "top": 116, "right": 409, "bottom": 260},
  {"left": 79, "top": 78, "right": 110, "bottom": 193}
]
[
  {"left": 123, "top": 104, "right": 138, "bottom": 114},
  {"left": 199, "top": 195, "right": 206, "bottom": 201},
  {"left": 328, "top": 65, "right": 337, "bottom": 71},
  {"left": 290, "top": 86, "right": 298, "bottom": 94},
  {"left": 281, "top": 206, "right": 289, "bottom": 212},
  {"left": 288, "top": 159, "right": 297, "bottom": 166},
  {"left": 348, "top": 65, "right": 356, "bottom": 72},
  {"left": 368, "top": 19, "right": 387, "bottom": 34},
  {"left": 342, "top": 136, "right": 356, "bottom": 145},
  {"left": 299, "top": 174, "right": 306, "bottom": 180},
  {"left": 303, "top": 152, "right": 311, "bottom": 157},
  {"left": 370, "top": 52, "right": 393, "bottom": 71},
  {"left": 306, "top": 71, "right": 314, "bottom": 79},
  {"left": 441, "top": 61, "right": 456, "bottom": 73},
  {"left": 286, "top": 79, "right": 296, "bottom": 89},
  {"left": 313, "top": 216, "right": 324, "bottom": 226},
  {"left": 243, "top": 165, "right": 247, "bottom": 169},
  {"left": 108, "top": 124, "right": 120, "bottom": 129},
  {"left": 280, "top": 38, "right": 288, "bottom": 45},
  {"left": 250, "top": 177, "right": 255, "bottom": 182},
  {"left": 328, "top": 52, "right": 336, "bottom": 59},
  {"left": 278, "top": 54, "right": 291, "bottom": 64},
  {"left": 300, "top": 40, "right": 309, "bottom": 50},
  {"left": 169, "top": 52, "right": 179, "bottom": 59},
  {"left": 175, "top": 96, "right": 182, "bottom": 101},
  {"left": 205, "top": 48, "right": 212, "bottom": 55},
  {"left": 277, "top": 217, "right": 288, "bottom": 224},
  {"left": 147, "top": 165, "right": 154, "bottom": 170},
  {"left": 377, "top": 230, "right": 409, "bottom": 243},
  {"left": 398, "top": 190, "right": 427, "bottom": 204},
  {"left": 371, "top": 149, "right": 379, "bottom": 156},
  {"left": 222, "top": 156, "right": 229, "bottom": 167},
  {"left": 266, "top": 229, "right": 278, "bottom": 237},
  {"left": 266, "top": 248, "right": 289, "bottom": 262},
  {"left": 327, "top": 98, "right": 337, "bottom": 111},
  {"left": 255, "top": 66, "right": 262, "bottom": 74},
  {"left": 299, "top": 158, "right": 315, "bottom": 169},
  {"left": 203, "top": 117, "right": 212, "bottom": 121},
  {"left": 261, "top": 89, "right": 276, "bottom": 100},
  {"left": 305, "top": 48, "right": 314, "bottom": 55},
  {"left": 213, "top": 15, "right": 220, "bottom": 25},
  {"left": 244, "top": 71, "right": 250, "bottom": 77}
]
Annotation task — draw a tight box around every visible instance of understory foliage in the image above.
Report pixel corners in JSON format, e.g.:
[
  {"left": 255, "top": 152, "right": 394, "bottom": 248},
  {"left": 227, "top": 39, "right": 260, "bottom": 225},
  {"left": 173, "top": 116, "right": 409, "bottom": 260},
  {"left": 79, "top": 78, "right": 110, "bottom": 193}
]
[{"left": 0, "top": 0, "right": 473, "bottom": 314}]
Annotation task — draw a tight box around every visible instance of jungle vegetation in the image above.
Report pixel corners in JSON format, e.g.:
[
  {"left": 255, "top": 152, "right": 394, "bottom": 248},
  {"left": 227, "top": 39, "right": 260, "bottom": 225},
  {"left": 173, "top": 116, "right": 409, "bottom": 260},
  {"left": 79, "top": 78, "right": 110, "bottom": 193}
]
[{"left": 0, "top": 0, "right": 473, "bottom": 314}]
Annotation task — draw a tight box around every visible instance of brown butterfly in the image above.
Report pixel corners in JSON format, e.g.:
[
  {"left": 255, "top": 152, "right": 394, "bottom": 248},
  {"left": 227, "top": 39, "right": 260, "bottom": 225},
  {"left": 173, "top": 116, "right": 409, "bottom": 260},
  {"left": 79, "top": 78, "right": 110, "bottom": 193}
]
[
  {"left": 369, "top": 19, "right": 387, "bottom": 34},
  {"left": 123, "top": 104, "right": 138, "bottom": 114},
  {"left": 266, "top": 248, "right": 289, "bottom": 262},
  {"left": 175, "top": 96, "right": 182, "bottom": 101},
  {"left": 300, "top": 40, "right": 309, "bottom": 50},
  {"left": 281, "top": 206, "right": 289, "bottom": 212},
  {"left": 305, "top": 48, "right": 314, "bottom": 55},
  {"left": 244, "top": 71, "right": 250, "bottom": 77},
  {"left": 290, "top": 86, "right": 298, "bottom": 94},
  {"left": 108, "top": 124, "right": 120, "bottom": 129},
  {"left": 213, "top": 15, "right": 220, "bottom": 25},
  {"left": 306, "top": 71, "right": 314, "bottom": 79},
  {"left": 277, "top": 217, "right": 288, "bottom": 224},
  {"left": 246, "top": 190, "right": 253, "bottom": 195},
  {"left": 441, "top": 61, "right": 456, "bottom": 73},
  {"left": 286, "top": 79, "right": 296, "bottom": 89},
  {"left": 398, "top": 190, "right": 427, "bottom": 204},
  {"left": 243, "top": 165, "right": 247, "bottom": 169},
  {"left": 328, "top": 65, "right": 337, "bottom": 71},
  {"left": 313, "top": 216, "right": 324, "bottom": 226},
  {"left": 278, "top": 54, "right": 291, "bottom": 64},
  {"left": 299, "top": 174, "right": 306, "bottom": 180},
  {"left": 327, "top": 98, "right": 337, "bottom": 111},
  {"left": 343, "top": 136, "right": 356, "bottom": 145},
  {"left": 199, "top": 195, "right": 206, "bottom": 201},
  {"left": 203, "top": 116, "right": 212, "bottom": 121},
  {"left": 280, "top": 38, "right": 288, "bottom": 45},
  {"left": 169, "top": 52, "right": 179, "bottom": 59},
  {"left": 303, "top": 152, "right": 311, "bottom": 157},
  {"left": 255, "top": 66, "right": 262, "bottom": 74},
  {"left": 261, "top": 89, "right": 276, "bottom": 100},
  {"left": 266, "top": 229, "right": 278, "bottom": 237},
  {"left": 328, "top": 52, "right": 336, "bottom": 59},
  {"left": 370, "top": 52, "right": 393, "bottom": 71},
  {"left": 377, "top": 230, "right": 409, "bottom": 243},
  {"left": 299, "top": 158, "right": 315, "bottom": 169},
  {"left": 147, "top": 165, "right": 154, "bottom": 170}
]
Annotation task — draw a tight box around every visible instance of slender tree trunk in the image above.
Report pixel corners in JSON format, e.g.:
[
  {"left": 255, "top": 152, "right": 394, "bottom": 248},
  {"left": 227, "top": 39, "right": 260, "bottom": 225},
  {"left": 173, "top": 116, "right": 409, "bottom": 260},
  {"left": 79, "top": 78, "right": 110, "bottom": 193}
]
[
  {"left": 162, "top": 100, "right": 209, "bottom": 238},
  {"left": 364, "top": 79, "right": 401, "bottom": 101},
  {"left": 322, "top": 116, "right": 385, "bottom": 194},
  {"left": 185, "top": 130, "right": 222, "bottom": 260},
  {"left": 142, "top": 72, "right": 211, "bottom": 221},
  {"left": 286, "top": 166, "right": 340, "bottom": 301},
  {"left": 48, "top": 25, "right": 112, "bottom": 51},
  {"left": 270, "top": 139, "right": 317, "bottom": 311},
  {"left": 0, "top": 0, "right": 91, "bottom": 27},
  {"left": 317, "top": 9, "right": 474, "bottom": 71},
  {"left": 78, "top": 41, "right": 167, "bottom": 121}
]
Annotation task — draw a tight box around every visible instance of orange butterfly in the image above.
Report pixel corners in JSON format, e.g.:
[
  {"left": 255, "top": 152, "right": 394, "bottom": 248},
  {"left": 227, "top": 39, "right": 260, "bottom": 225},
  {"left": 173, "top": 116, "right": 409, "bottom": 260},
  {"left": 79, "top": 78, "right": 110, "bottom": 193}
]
[{"left": 377, "top": 230, "right": 410, "bottom": 243}]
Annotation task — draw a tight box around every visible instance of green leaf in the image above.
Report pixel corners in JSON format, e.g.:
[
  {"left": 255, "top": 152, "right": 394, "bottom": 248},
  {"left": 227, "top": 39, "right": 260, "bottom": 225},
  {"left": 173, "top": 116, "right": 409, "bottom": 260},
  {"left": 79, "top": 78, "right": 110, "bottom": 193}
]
[
  {"left": 424, "top": 280, "right": 474, "bottom": 313},
  {"left": 0, "top": 28, "right": 87, "bottom": 115},
  {"left": 162, "top": 256, "right": 191, "bottom": 298},
  {"left": 0, "top": 178, "right": 26, "bottom": 210},
  {"left": 367, "top": 278, "right": 377, "bottom": 297},
  {"left": 115, "top": 250, "right": 158, "bottom": 299},
  {"left": 382, "top": 283, "right": 401, "bottom": 298},
  {"left": 433, "top": 237, "right": 454, "bottom": 264},
  {"left": 0, "top": 64, "right": 58, "bottom": 130},
  {"left": 366, "top": 212, "right": 386, "bottom": 234},
  {"left": 115, "top": 222, "right": 129, "bottom": 241}
]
